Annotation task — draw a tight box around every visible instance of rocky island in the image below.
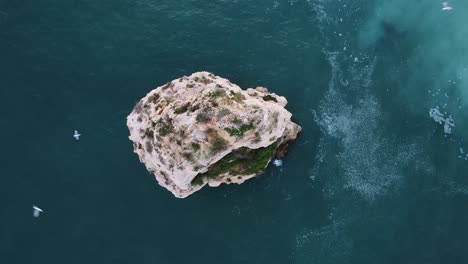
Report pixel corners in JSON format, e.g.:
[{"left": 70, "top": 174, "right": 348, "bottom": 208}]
[{"left": 127, "top": 72, "right": 301, "bottom": 198}]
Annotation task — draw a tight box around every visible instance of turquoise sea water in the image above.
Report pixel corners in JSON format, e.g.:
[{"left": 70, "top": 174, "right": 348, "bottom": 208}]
[{"left": 1, "top": 0, "right": 468, "bottom": 263}]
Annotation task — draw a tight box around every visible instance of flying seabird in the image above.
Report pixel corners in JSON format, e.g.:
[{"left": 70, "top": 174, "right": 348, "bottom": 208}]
[
  {"left": 442, "top": 2, "right": 453, "bottom": 10},
  {"left": 273, "top": 159, "right": 283, "bottom": 167},
  {"left": 32, "top": 205, "right": 43, "bottom": 217},
  {"left": 73, "top": 130, "right": 81, "bottom": 140}
]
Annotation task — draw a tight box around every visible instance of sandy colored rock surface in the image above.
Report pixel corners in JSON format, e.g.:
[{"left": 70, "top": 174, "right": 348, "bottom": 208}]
[{"left": 127, "top": 72, "right": 301, "bottom": 198}]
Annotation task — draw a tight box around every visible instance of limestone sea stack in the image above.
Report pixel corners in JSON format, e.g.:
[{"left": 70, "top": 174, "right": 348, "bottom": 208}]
[{"left": 127, "top": 72, "right": 301, "bottom": 198}]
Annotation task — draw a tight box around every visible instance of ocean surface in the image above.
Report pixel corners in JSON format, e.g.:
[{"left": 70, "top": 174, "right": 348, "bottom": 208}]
[{"left": 1, "top": 0, "right": 468, "bottom": 263}]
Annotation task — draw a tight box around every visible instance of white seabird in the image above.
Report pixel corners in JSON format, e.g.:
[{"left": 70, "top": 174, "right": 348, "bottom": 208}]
[
  {"left": 33, "top": 205, "right": 43, "bottom": 217},
  {"left": 73, "top": 130, "right": 81, "bottom": 140},
  {"left": 273, "top": 159, "right": 283, "bottom": 167},
  {"left": 442, "top": 2, "right": 453, "bottom": 10}
]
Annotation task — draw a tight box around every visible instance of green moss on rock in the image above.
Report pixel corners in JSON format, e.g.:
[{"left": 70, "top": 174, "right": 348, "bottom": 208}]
[
  {"left": 148, "top": 93, "right": 160, "bottom": 104},
  {"left": 191, "top": 142, "right": 277, "bottom": 185},
  {"left": 210, "top": 136, "right": 227, "bottom": 153},
  {"left": 174, "top": 103, "right": 190, "bottom": 114},
  {"left": 262, "top": 95, "right": 277, "bottom": 102},
  {"left": 158, "top": 122, "right": 174, "bottom": 136},
  {"left": 191, "top": 142, "right": 201, "bottom": 151},
  {"left": 225, "top": 123, "right": 255, "bottom": 138},
  {"left": 208, "top": 89, "right": 226, "bottom": 97}
]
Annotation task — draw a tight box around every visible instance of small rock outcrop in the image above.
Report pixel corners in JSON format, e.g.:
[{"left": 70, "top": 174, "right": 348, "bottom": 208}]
[{"left": 127, "top": 72, "right": 301, "bottom": 198}]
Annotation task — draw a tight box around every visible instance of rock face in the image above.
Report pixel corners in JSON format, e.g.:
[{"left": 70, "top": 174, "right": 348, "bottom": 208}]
[{"left": 127, "top": 72, "right": 301, "bottom": 198}]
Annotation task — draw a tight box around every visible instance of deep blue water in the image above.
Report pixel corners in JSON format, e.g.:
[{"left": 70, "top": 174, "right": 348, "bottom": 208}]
[{"left": 1, "top": 0, "right": 468, "bottom": 263}]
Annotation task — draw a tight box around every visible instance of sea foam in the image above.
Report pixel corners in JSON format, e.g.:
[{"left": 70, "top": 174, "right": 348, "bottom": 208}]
[{"left": 429, "top": 107, "right": 455, "bottom": 134}]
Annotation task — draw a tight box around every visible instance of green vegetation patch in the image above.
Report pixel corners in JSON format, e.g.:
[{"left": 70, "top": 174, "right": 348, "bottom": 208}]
[
  {"left": 217, "top": 108, "right": 231, "bottom": 119},
  {"left": 158, "top": 121, "right": 174, "bottom": 136},
  {"left": 200, "top": 76, "right": 213, "bottom": 85},
  {"left": 191, "top": 142, "right": 277, "bottom": 185},
  {"left": 242, "top": 143, "right": 277, "bottom": 175},
  {"left": 161, "top": 82, "right": 172, "bottom": 90},
  {"left": 251, "top": 132, "right": 262, "bottom": 144},
  {"left": 208, "top": 89, "right": 226, "bottom": 97},
  {"left": 191, "top": 152, "right": 239, "bottom": 185},
  {"left": 144, "top": 129, "right": 154, "bottom": 139},
  {"left": 225, "top": 123, "right": 255, "bottom": 138},
  {"left": 191, "top": 174, "right": 205, "bottom": 185},
  {"left": 196, "top": 108, "right": 212, "bottom": 123},
  {"left": 232, "top": 117, "right": 242, "bottom": 126},
  {"left": 262, "top": 95, "right": 278, "bottom": 102},
  {"left": 174, "top": 103, "right": 190, "bottom": 114},
  {"left": 210, "top": 136, "right": 227, "bottom": 153},
  {"left": 182, "top": 152, "right": 193, "bottom": 161},
  {"left": 190, "top": 104, "right": 200, "bottom": 112},
  {"left": 225, "top": 118, "right": 255, "bottom": 138},
  {"left": 230, "top": 90, "right": 245, "bottom": 102},
  {"left": 210, "top": 99, "right": 219, "bottom": 107},
  {"left": 148, "top": 93, "right": 160, "bottom": 104},
  {"left": 191, "top": 142, "right": 201, "bottom": 151}
]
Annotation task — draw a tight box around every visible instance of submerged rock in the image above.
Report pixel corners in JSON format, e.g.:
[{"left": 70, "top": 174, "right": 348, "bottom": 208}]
[{"left": 127, "top": 72, "right": 301, "bottom": 198}]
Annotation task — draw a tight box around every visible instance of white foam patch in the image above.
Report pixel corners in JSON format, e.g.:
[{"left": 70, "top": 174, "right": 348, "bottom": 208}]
[
  {"left": 320, "top": 95, "right": 421, "bottom": 200},
  {"left": 429, "top": 107, "right": 455, "bottom": 134},
  {"left": 314, "top": 52, "right": 425, "bottom": 201},
  {"left": 457, "top": 146, "right": 468, "bottom": 160},
  {"left": 310, "top": 0, "right": 330, "bottom": 25},
  {"left": 444, "top": 180, "right": 468, "bottom": 196},
  {"left": 292, "top": 223, "right": 352, "bottom": 264}
]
